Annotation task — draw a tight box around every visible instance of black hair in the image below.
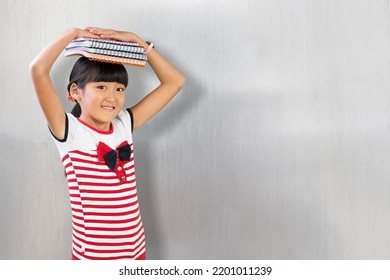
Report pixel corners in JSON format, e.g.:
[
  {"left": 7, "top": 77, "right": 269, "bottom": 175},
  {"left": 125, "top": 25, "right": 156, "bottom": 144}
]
[{"left": 67, "top": 57, "right": 129, "bottom": 117}]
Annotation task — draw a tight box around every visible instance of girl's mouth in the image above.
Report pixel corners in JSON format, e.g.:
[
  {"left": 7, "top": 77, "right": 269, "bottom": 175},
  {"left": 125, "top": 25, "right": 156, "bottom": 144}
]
[{"left": 101, "top": 106, "right": 115, "bottom": 111}]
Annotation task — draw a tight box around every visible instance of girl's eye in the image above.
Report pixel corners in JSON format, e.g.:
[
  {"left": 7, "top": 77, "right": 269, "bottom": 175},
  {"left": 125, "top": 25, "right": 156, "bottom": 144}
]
[
  {"left": 117, "top": 88, "right": 125, "bottom": 92},
  {"left": 97, "top": 85, "right": 107, "bottom": 90}
]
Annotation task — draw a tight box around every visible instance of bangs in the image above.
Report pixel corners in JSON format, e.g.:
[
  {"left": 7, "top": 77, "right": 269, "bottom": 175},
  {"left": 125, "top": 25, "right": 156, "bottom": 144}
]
[
  {"left": 86, "top": 61, "right": 129, "bottom": 87},
  {"left": 68, "top": 57, "right": 129, "bottom": 91}
]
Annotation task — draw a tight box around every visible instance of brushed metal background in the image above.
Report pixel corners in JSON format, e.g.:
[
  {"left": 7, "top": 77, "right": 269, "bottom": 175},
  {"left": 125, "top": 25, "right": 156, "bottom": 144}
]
[{"left": 1, "top": 0, "right": 390, "bottom": 259}]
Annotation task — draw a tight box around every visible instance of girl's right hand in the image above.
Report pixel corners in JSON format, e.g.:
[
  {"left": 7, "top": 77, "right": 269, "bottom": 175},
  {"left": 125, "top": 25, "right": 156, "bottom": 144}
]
[
  {"left": 71, "top": 27, "right": 101, "bottom": 39},
  {"left": 83, "top": 27, "right": 142, "bottom": 44}
]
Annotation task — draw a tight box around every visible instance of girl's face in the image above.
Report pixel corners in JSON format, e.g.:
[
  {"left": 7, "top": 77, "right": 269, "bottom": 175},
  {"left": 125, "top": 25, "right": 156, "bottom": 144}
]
[{"left": 78, "top": 81, "right": 126, "bottom": 131}]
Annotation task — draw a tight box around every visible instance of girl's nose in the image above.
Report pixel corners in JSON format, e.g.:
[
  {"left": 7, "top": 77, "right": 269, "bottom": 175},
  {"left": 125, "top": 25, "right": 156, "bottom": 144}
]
[{"left": 105, "top": 90, "right": 116, "bottom": 101}]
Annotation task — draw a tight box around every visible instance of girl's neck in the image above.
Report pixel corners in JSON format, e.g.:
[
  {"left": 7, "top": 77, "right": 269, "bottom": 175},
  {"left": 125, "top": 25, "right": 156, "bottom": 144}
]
[{"left": 77, "top": 116, "right": 114, "bottom": 134}]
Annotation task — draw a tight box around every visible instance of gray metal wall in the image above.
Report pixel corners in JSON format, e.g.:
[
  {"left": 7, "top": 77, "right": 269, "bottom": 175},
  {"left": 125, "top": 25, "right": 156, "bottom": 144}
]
[{"left": 1, "top": 0, "right": 390, "bottom": 259}]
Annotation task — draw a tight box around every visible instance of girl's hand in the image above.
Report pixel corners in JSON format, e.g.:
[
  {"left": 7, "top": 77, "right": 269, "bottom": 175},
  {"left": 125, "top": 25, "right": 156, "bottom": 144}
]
[
  {"left": 84, "top": 27, "right": 141, "bottom": 43},
  {"left": 71, "top": 28, "right": 101, "bottom": 39}
]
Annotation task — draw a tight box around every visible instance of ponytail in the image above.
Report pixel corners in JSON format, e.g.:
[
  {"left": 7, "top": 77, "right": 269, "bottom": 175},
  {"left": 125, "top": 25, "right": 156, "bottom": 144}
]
[{"left": 71, "top": 102, "right": 81, "bottom": 118}]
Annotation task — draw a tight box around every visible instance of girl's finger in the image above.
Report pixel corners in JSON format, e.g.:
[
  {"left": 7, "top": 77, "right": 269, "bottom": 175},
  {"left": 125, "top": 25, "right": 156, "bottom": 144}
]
[
  {"left": 84, "top": 27, "right": 123, "bottom": 41},
  {"left": 84, "top": 27, "right": 104, "bottom": 34},
  {"left": 84, "top": 27, "right": 97, "bottom": 32},
  {"left": 85, "top": 27, "right": 114, "bottom": 35}
]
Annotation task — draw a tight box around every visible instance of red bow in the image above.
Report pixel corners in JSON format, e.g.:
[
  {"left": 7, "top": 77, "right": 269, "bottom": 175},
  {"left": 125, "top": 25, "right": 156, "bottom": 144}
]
[{"left": 97, "top": 141, "right": 131, "bottom": 170}]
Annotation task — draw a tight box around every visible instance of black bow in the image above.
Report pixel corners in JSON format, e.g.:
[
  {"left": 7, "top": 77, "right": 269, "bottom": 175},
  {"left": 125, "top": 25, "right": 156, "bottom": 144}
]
[{"left": 97, "top": 141, "right": 131, "bottom": 170}]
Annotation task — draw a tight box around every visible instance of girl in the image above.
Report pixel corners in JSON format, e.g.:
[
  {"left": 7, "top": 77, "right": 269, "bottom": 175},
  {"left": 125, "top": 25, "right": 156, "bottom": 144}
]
[{"left": 30, "top": 27, "right": 186, "bottom": 260}]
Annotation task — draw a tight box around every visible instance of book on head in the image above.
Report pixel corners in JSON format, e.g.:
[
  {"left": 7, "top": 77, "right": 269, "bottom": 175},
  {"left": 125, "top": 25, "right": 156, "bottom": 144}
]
[{"left": 64, "top": 37, "right": 147, "bottom": 67}]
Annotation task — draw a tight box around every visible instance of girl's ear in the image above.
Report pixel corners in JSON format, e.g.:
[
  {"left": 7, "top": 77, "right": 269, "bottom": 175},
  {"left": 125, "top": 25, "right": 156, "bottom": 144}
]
[{"left": 69, "top": 83, "right": 81, "bottom": 102}]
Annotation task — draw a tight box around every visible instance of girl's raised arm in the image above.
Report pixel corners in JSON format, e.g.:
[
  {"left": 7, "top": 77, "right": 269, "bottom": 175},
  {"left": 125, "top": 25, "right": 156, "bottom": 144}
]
[
  {"left": 86, "top": 27, "right": 186, "bottom": 132},
  {"left": 29, "top": 28, "right": 99, "bottom": 140}
]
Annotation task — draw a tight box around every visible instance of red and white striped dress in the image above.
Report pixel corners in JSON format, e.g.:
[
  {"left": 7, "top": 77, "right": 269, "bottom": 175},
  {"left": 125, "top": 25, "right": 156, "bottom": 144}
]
[{"left": 51, "top": 110, "right": 146, "bottom": 260}]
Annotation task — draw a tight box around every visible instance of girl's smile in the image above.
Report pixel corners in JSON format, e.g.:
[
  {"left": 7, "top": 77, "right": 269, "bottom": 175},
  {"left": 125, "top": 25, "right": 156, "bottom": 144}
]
[{"left": 101, "top": 106, "right": 115, "bottom": 111}]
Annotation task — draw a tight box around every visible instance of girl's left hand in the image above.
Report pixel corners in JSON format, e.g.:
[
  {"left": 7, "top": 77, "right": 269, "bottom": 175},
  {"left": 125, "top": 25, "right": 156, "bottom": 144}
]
[{"left": 84, "top": 27, "right": 140, "bottom": 43}]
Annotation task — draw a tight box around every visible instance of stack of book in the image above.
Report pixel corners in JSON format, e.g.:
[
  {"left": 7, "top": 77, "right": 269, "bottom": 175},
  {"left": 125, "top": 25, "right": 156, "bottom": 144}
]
[{"left": 64, "top": 37, "right": 147, "bottom": 67}]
